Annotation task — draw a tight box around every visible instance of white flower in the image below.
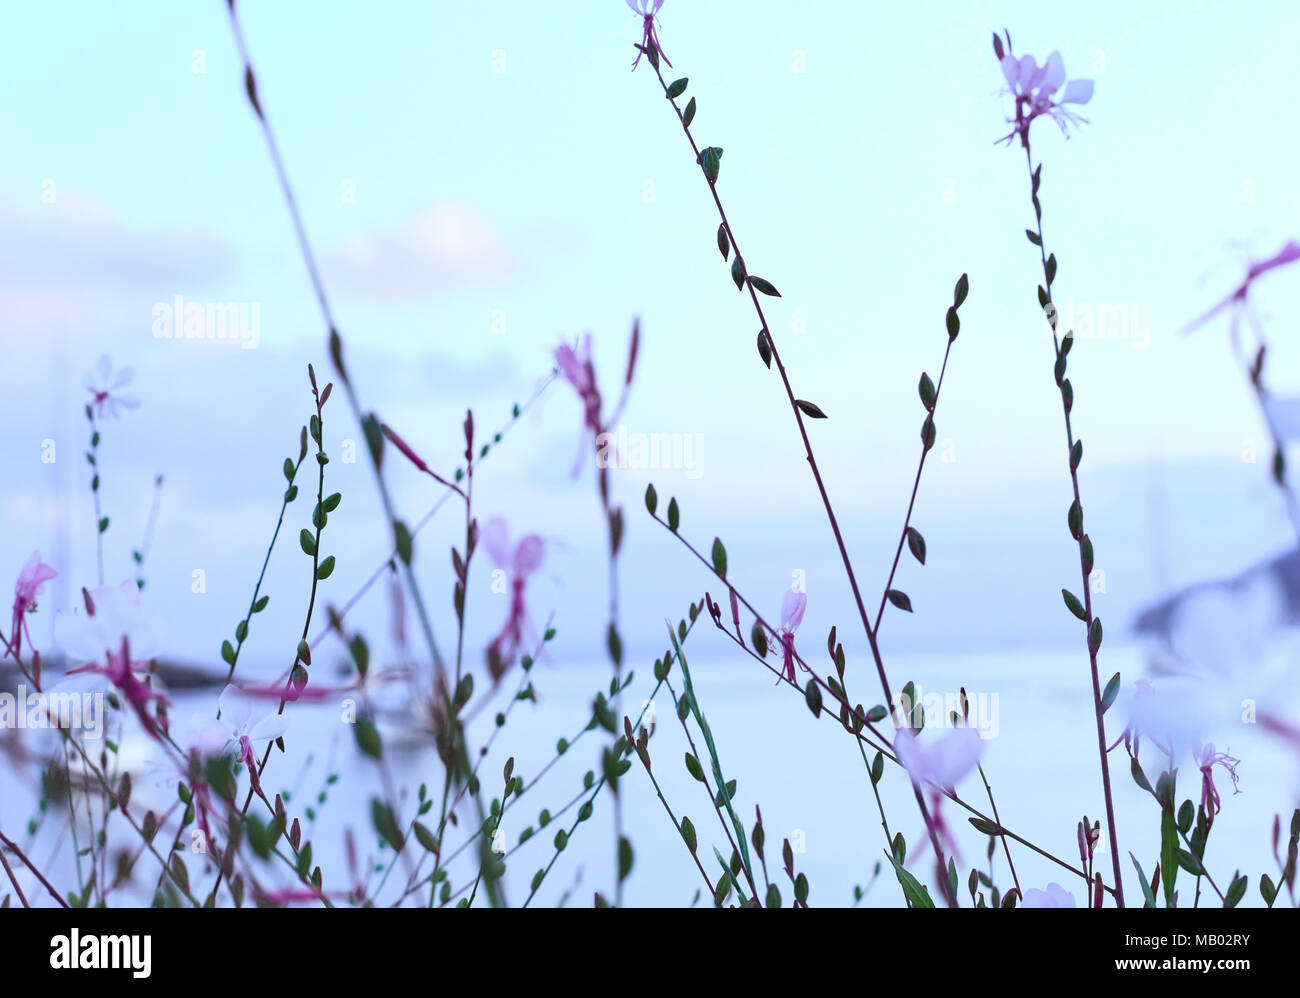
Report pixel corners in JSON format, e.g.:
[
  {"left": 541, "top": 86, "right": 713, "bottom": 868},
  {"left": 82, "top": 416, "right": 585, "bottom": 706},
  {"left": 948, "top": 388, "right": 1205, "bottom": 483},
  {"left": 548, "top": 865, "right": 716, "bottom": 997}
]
[
  {"left": 53, "top": 580, "right": 158, "bottom": 673},
  {"left": 1022, "top": 882, "right": 1076, "bottom": 908},
  {"left": 206, "top": 684, "right": 289, "bottom": 755},
  {"left": 998, "top": 50, "right": 1093, "bottom": 141},
  {"left": 895, "top": 725, "right": 983, "bottom": 791}
]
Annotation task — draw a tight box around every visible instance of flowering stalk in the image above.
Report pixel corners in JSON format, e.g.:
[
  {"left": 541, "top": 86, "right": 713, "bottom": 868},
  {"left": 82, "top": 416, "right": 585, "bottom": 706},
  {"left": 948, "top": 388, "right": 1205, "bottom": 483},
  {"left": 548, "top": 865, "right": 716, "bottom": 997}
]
[
  {"left": 223, "top": 0, "right": 447, "bottom": 681},
  {"left": 219, "top": 425, "right": 308, "bottom": 691},
  {"left": 650, "top": 507, "right": 1110, "bottom": 892},
  {"left": 635, "top": 36, "right": 964, "bottom": 907},
  {"left": 1000, "top": 37, "right": 1125, "bottom": 902}
]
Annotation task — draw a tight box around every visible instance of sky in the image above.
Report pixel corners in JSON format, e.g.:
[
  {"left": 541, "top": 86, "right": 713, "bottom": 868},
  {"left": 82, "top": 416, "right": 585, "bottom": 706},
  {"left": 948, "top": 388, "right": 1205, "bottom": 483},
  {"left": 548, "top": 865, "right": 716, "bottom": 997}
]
[
  {"left": 2, "top": 0, "right": 1300, "bottom": 670},
  {"left": 4, "top": 0, "right": 1300, "bottom": 912}
]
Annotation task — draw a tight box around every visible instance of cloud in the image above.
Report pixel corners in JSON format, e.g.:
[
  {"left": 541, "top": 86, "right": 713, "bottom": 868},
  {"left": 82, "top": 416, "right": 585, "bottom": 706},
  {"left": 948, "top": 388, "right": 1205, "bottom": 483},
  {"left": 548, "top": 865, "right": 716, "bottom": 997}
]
[
  {"left": 328, "top": 201, "right": 518, "bottom": 300},
  {"left": 0, "top": 191, "right": 231, "bottom": 337}
]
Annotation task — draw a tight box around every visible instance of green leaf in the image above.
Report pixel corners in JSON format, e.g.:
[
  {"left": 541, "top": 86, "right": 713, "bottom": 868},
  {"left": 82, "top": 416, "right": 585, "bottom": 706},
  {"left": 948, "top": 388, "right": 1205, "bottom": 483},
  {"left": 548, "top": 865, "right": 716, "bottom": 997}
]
[
  {"left": 717, "top": 223, "right": 729, "bottom": 260},
  {"left": 1175, "top": 848, "right": 1203, "bottom": 876},
  {"left": 953, "top": 273, "right": 969, "bottom": 308},
  {"left": 1089, "top": 617, "right": 1104, "bottom": 653},
  {"left": 888, "top": 854, "right": 935, "bottom": 908},
  {"left": 1224, "top": 873, "right": 1247, "bottom": 908},
  {"left": 667, "top": 497, "right": 680, "bottom": 532},
  {"left": 906, "top": 527, "right": 926, "bottom": 565},
  {"left": 711, "top": 537, "right": 727, "bottom": 578},
  {"left": 618, "top": 836, "right": 634, "bottom": 880},
  {"left": 918, "top": 372, "right": 936, "bottom": 411},
  {"left": 251, "top": 595, "right": 269, "bottom": 613},
  {"left": 316, "top": 555, "right": 336, "bottom": 580},
  {"left": 283, "top": 458, "right": 295, "bottom": 482},
  {"left": 98, "top": 517, "right": 110, "bottom": 534},
  {"left": 699, "top": 146, "right": 723, "bottom": 184},
  {"left": 683, "top": 96, "right": 696, "bottom": 127},
  {"left": 684, "top": 752, "right": 705, "bottom": 782},
  {"left": 1062, "top": 588, "right": 1087, "bottom": 621},
  {"left": 644, "top": 483, "right": 658, "bottom": 515},
  {"left": 371, "top": 801, "right": 404, "bottom": 852},
  {"left": 749, "top": 276, "right": 780, "bottom": 297},
  {"left": 886, "top": 589, "right": 912, "bottom": 613},
  {"left": 1160, "top": 807, "right": 1178, "bottom": 907},
  {"left": 299, "top": 529, "right": 316, "bottom": 557},
  {"left": 731, "top": 256, "right": 745, "bottom": 290},
  {"left": 354, "top": 717, "right": 382, "bottom": 759},
  {"left": 666, "top": 77, "right": 688, "bottom": 98},
  {"left": 945, "top": 307, "right": 959, "bottom": 340},
  {"left": 393, "top": 520, "right": 413, "bottom": 564},
  {"left": 1100, "top": 672, "right": 1120, "bottom": 713},
  {"left": 1045, "top": 253, "right": 1057, "bottom": 284},
  {"left": 756, "top": 329, "right": 772, "bottom": 368},
  {"left": 410, "top": 821, "right": 437, "bottom": 854},
  {"left": 804, "top": 679, "right": 822, "bottom": 716},
  {"left": 681, "top": 816, "right": 697, "bottom": 853},
  {"left": 221, "top": 640, "right": 236, "bottom": 666},
  {"left": 1130, "top": 853, "right": 1157, "bottom": 908},
  {"left": 1025, "top": 229, "right": 1041, "bottom": 246},
  {"left": 795, "top": 399, "right": 827, "bottom": 419}
]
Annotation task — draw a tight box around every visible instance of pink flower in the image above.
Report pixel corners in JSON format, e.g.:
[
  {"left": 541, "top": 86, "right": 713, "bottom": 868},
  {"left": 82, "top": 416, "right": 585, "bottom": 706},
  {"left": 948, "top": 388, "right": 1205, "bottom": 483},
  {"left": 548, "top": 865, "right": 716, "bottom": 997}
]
[
  {"left": 85, "top": 355, "right": 140, "bottom": 420},
  {"left": 201, "top": 685, "right": 290, "bottom": 799},
  {"left": 996, "top": 49, "right": 1093, "bottom": 144},
  {"left": 554, "top": 334, "right": 605, "bottom": 474},
  {"left": 482, "top": 517, "right": 545, "bottom": 681},
  {"left": 1021, "top": 882, "right": 1076, "bottom": 908},
  {"left": 55, "top": 581, "right": 168, "bottom": 740},
  {"left": 9, "top": 550, "right": 57, "bottom": 662},
  {"left": 1181, "top": 241, "right": 1300, "bottom": 348},
  {"left": 627, "top": 0, "right": 671, "bottom": 70},
  {"left": 70, "top": 636, "right": 170, "bottom": 740},
  {"left": 895, "top": 726, "right": 984, "bottom": 792},
  {"left": 1195, "top": 742, "right": 1241, "bottom": 827},
  {"left": 251, "top": 886, "right": 332, "bottom": 907},
  {"left": 895, "top": 725, "right": 984, "bottom": 862},
  {"left": 776, "top": 588, "right": 806, "bottom": 685}
]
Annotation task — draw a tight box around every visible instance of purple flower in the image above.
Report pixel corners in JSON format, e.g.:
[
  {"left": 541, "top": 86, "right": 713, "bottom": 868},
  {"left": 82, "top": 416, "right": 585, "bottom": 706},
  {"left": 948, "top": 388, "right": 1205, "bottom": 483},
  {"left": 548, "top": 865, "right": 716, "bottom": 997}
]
[
  {"left": 1022, "top": 882, "right": 1076, "bottom": 908},
  {"left": 777, "top": 588, "right": 806, "bottom": 685},
  {"left": 895, "top": 725, "right": 984, "bottom": 792},
  {"left": 482, "top": 517, "right": 545, "bottom": 681},
  {"left": 1195, "top": 742, "right": 1241, "bottom": 826},
  {"left": 554, "top": 334, "right": 605, "bottom": 476},
  {"left": 9, "top": 550, "right": 57, "bottom": 663},
  {"left": 996, "top": 49, "right": 1093, "bottom": 144},
  {"left": 627, "top": 0, "right": 671, "bottom": 70},
  {"left": 55, "top": 581, "right": 168, "bottom": 740},
  {"left": 895, "top": 725, "right": 984, "bottom": 861}
]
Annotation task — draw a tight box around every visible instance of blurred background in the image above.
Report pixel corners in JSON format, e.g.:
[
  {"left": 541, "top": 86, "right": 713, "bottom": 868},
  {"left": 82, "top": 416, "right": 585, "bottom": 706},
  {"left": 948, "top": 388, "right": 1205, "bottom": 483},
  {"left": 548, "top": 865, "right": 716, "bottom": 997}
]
[{"left": 1, "top": 0, "right": 1298, "bottom": 907}]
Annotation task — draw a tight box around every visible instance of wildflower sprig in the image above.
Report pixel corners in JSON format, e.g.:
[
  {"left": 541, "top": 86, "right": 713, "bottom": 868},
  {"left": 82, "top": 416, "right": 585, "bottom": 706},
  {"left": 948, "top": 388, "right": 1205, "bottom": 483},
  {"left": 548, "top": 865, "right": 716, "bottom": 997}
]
[{"left": 993, "top": 30, "right": 1125, "bottom": 906}]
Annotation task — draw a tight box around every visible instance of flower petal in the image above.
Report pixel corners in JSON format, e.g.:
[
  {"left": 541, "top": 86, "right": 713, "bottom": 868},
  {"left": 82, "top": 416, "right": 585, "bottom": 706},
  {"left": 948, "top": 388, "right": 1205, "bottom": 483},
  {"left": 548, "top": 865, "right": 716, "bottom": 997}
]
[
  {"left": 513, "top": 535, "right": 545, "bottom": 576},
  {"left": 218, "top": 684, "right": 254, "bottom": 732},
  {"left": 1060, "top": 78, "right": 1094, "bottom": 105},
  {"left": 1038, "top": 52, "right": 1065, "bottom": 96},
  {"left": 780, "top": 589, "right": 806, "bottom": 631},
  {"left": 250, "top": 713, "right": 289, "bottom": 742},
  {"left": 480, "top": 517, "right": 511, "bottom": 569}
]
